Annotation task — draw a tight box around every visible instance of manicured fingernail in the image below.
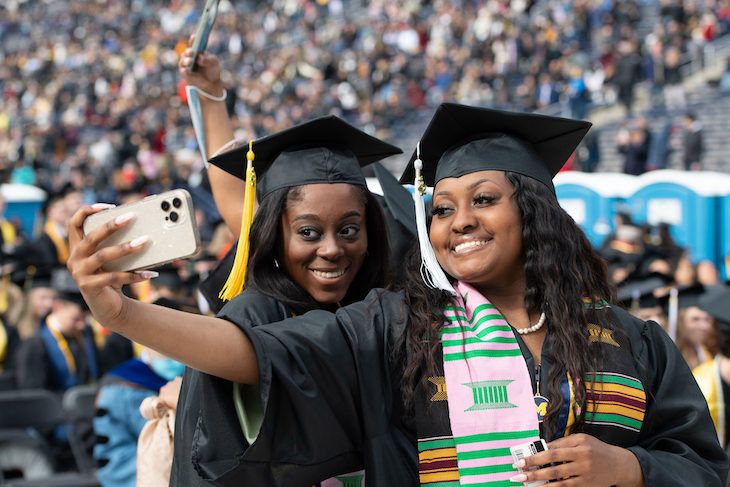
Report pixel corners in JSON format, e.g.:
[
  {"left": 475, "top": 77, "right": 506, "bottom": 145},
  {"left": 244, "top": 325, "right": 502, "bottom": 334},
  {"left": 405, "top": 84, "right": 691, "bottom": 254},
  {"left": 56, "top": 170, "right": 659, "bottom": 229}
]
[
  {"left": 136, "top": 270, "right": 158, "bottom": 279},
  {"left": 114, "top": 212, "right": 136, "bottom": 225},
  {"left": 509, "top": 474, "right": 527, "bottom": 483},
  {"left": 129, "top": 235, "right": 150, "bottom": 248},
  {"left": 92, "top": 203, "right": 116, "bottom": 210},
  {"left": 513, "top": 459, "right": 525, "bottom": 469}
]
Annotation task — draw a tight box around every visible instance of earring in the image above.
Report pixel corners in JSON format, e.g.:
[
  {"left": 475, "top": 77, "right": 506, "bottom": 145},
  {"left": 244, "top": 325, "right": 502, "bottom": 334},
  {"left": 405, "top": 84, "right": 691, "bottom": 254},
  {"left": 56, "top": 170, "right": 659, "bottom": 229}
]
[{"left": 273, "top": 258, "right": 280, "bottom": 269}]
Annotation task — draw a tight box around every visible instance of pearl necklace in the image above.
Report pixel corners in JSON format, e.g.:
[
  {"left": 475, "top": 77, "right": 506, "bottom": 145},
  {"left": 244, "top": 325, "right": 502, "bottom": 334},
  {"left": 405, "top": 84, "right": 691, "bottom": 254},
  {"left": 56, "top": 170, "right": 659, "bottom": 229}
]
[{"left": 513, "top": 312, "right": 546, "bottom": 335}]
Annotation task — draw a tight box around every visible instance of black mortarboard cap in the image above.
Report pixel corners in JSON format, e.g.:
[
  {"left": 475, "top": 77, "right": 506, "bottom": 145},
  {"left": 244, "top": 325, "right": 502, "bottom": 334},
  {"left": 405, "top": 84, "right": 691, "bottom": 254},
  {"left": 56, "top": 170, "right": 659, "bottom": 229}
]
[
  {"left": 198, "top": 247, "right": 235, "bottom": 314},
  {"left": 151, "top": 265, "right": 184, "bottom": 290},
  {"left": 30, "top": 275, "right": 53, "bottom": 290},
  {"left": 208, "top": 115, "right": 403, "bottom": 201},
  {"left": 616, "top": 273, "right": 673, "bottom": 306},
  {"left": 399, "top": 103, "right": 591, "bottom": 192},
  {"left": 373, "top": 162, "right": 416, "bottom": 236},
  {"left": 672, "top": 283, "right": 708, "bottom": 309},
  {"left": 51, "top": 268, "right": 87, "bottom": 309},
  {"left": 700, "top": 286, "right": 730, "bottom": 331}
]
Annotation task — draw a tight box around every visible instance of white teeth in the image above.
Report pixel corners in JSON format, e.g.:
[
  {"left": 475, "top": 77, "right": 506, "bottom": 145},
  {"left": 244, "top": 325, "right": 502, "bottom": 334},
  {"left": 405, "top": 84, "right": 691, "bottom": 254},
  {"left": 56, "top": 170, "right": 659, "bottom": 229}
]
[
  {"left": 312, "top": 269, "right": 346, "bottom": 279},
  {"left": 453, "top": 240, "right": 489, "bottom": 253}
]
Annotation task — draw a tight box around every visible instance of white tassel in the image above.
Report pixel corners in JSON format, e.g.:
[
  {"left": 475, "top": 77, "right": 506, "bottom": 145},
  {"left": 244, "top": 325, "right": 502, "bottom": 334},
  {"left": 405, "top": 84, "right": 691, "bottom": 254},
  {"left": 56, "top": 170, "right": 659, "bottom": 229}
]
[{"left": 413, "top": 144, "right": 456, "bottom": 295}]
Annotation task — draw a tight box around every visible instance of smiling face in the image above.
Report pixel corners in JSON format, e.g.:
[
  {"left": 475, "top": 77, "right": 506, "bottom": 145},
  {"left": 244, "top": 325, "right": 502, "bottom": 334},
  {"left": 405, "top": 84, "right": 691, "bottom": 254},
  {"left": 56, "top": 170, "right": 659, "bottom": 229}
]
[
  {"left": 429, "top": 170, "right": 524, "bottom": 293},
  {"left": 280, "top": 183, "right": 368, "bottom": 305}
]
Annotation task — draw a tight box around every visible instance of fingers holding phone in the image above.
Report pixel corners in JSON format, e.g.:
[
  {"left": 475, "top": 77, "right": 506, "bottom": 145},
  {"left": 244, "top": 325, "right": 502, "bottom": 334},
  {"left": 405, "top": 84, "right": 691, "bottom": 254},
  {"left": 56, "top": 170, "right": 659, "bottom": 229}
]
[
  {"left": 178, "top": 44, "right": 223, "bottom": 96},
  {"left": 67, "top": 204, "right": 153, "bottom": 328}
]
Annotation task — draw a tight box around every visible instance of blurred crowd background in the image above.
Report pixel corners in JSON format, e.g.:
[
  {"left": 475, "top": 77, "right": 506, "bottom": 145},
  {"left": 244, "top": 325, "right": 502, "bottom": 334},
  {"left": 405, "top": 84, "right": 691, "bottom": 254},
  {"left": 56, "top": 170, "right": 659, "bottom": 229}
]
[{"left": 2, "top": 0, "right": 730, "bottom": 485}]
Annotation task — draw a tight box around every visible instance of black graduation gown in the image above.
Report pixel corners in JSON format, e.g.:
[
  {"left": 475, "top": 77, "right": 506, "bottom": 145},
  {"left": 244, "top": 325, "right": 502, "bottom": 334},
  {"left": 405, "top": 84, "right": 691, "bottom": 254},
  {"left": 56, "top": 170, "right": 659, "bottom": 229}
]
[
  {"left": 14, "top": 327, "right": 99, "bottom": 391},
  {"left": 208, "top": 289, "right": 726, "bottom": 486},
  {"left": 170, "top": 291, "right": 296, "bottom": 486}
]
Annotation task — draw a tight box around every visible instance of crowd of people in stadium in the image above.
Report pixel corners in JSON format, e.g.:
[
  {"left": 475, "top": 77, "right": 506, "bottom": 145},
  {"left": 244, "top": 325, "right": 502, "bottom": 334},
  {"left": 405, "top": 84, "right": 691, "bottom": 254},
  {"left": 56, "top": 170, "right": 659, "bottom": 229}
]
[{"left": 1, "top": 0, "right": 728, "bottom": 200}]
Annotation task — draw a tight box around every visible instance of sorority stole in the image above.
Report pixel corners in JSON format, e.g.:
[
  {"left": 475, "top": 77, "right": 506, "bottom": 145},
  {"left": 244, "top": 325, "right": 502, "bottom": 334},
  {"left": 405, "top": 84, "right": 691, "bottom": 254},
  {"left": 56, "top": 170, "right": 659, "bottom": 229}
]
[{"left": 418, "top": 281, "right": 539, "bottom": 486}]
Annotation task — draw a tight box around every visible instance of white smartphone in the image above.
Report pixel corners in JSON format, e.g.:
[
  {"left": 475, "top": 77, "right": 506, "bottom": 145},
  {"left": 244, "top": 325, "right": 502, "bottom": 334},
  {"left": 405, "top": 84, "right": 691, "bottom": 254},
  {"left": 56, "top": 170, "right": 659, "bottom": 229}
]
[
  {"left": 83, "top": 189, "right": 201, "bottom": 272},
  {"left": 510, "top": 439, "right": 548, "bottom": 487}
]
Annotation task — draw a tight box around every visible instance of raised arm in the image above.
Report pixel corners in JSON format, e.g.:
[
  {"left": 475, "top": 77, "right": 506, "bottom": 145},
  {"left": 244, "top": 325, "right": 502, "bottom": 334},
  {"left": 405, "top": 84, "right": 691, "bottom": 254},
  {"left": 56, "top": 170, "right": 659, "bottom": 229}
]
[
  {"left": 178, "top": 46, "right": 245, "bottom": 235},
  {"left": 66, "top": 205, "right": 257, "bottom": 383}
]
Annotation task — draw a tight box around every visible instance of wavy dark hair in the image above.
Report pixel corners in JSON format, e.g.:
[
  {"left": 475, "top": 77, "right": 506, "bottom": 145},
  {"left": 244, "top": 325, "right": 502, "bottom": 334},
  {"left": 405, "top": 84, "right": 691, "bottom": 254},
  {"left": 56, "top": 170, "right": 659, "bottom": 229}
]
[
  {"left": 245, "top": 184, "right": 389, "bottom": 314},
  {"left": 399, "top": 171, "right": 615, "bottom": 437}
]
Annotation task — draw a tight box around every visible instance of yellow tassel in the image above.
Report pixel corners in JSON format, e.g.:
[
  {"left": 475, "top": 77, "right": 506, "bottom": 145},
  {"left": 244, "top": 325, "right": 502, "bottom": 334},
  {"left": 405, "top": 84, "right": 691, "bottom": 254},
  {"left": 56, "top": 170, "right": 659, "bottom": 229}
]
[{"left": 219, "top": 140, "right": 257, "bottom": 301}]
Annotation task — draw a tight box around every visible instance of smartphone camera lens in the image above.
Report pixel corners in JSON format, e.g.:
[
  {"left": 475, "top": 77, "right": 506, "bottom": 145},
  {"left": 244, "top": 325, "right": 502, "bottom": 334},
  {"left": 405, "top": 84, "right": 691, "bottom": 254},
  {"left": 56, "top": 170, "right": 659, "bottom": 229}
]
[
  {"left": 172, "top": 197, "right": 182, "bottom": 208},
  {"left": 169, "top": 211, "right": 179, "bottom": 223},
  {"left": 161, "top": 201, "right": 171, "bottom": 212}
]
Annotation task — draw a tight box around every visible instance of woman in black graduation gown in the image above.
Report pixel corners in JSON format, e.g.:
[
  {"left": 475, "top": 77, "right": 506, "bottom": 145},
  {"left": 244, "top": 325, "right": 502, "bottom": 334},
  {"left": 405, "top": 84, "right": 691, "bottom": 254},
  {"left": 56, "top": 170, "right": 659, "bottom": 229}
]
[
  {"left": 66, "top": 104, "right": 728, "bottom": 486},
  {"left": 70, "top": 116, "right": 401, "bottom": 486}
]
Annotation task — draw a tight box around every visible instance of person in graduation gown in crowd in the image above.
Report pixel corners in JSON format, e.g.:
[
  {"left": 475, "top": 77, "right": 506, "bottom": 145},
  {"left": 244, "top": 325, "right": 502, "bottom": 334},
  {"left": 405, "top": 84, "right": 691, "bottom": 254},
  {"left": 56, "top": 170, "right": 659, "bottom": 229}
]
[
  {"left": 93, "top": 345, "right": 184, "bottom": 487},
  {"left": 176, "top": 117, "right": 402, "bottom": 485},
  {"left": 171, "top": 116, "right": 401, "bottom": 485},
  {"left": 674, "top": 284, "right": 719, "bottom": 370},
  {"left": 0, "top": 316, "right": 21, "bottom": 389},
  {"left": 66, "top": 104, "right": 728, "bottom": 486},
  {"left": 691, "top": 286, "right": 730, "bottom": 449},
  {"left": 15, "top": 268, "right": 100, "bottom": 392}
]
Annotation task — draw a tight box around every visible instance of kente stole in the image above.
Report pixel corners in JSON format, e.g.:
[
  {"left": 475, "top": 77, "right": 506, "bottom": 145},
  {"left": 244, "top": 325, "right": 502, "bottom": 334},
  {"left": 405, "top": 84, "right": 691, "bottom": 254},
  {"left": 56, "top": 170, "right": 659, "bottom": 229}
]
[
  {"left": 416, "top": 290, "right": 648, "bottom": 486},
  {"left": 419, "top": 281, "right": 539, "bottom": 486}
]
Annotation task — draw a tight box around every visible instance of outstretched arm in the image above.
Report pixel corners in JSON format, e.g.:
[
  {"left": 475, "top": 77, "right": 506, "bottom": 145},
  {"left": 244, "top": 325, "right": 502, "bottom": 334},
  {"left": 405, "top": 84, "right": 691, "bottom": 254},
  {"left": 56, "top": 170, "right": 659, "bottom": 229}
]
[
  {"left": 178, "top": 45, "right": 245, "bottom": 235},
  {"left": 67, "top": 205, "right": 257, "bottom": 383}
]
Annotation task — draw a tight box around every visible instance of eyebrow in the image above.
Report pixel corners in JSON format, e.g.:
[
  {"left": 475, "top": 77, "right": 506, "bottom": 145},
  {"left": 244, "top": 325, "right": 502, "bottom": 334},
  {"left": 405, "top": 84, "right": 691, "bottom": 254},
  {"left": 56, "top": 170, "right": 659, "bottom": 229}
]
[
  {"left": 292, "top": 210, "right": 362, "bottom": 223},
  {"left": 435, "top": 178, "right": 495, "bottom": 197}
]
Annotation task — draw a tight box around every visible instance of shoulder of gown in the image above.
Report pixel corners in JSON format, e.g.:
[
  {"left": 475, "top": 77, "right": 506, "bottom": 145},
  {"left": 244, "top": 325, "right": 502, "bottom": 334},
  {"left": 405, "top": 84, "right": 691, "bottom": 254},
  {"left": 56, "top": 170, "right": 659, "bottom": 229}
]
[{"left": 609, "top": 304, "right": 729, "bottom": 485}]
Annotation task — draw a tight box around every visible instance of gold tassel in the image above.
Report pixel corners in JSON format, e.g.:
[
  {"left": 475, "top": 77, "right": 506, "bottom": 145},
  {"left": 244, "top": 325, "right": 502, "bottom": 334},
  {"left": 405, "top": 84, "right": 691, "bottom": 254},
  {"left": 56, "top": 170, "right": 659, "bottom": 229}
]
[{"left": 219, "top": 140, "right": 257, "bottom": 301}]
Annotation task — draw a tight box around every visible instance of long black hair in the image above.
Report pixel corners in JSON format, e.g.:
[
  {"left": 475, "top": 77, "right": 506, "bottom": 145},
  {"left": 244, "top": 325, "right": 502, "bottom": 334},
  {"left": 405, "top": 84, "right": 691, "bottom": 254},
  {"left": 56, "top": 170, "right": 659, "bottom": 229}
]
[
  {"left": 245, "top": 184, "right": 390, "bottom": 314},
  {"left": 399, "top": 171, "right": 615, "bottom": 437}
]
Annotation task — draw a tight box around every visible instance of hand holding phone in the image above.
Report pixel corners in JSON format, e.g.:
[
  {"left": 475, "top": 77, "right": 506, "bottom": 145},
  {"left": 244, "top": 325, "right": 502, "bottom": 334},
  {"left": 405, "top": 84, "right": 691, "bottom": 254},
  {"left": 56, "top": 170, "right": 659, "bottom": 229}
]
[
  {"left": 83, "top": 189, "right": 201, "bottom": 272},
  {"left": 188, "top": 0, "right": 220, "bottom": 73},
  {"left": 510, "top": 439, "right": 549, "bottom": 487}
]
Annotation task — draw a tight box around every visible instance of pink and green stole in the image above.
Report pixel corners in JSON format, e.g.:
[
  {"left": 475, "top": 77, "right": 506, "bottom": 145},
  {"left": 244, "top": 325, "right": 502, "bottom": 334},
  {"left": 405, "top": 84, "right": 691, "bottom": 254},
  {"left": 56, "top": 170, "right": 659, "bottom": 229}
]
[{"left": 418, "top": 281, "right": 540, "bottom": 486}]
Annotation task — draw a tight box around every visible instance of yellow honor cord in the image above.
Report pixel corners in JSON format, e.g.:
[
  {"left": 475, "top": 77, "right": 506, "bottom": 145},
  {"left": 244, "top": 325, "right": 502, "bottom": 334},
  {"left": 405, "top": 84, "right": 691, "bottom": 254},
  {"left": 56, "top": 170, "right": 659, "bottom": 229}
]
[
  {"left": 219, "top": 141, "right": 257, "bottom": 301},
  {"left": 0, "top": 318, "right": 7, "bottom": 370},
  {"left": 0, "top": 273, "right": 9, "bottom": 314},
  {"left": 46, "top": 317, "right": 77, "bottom": 374}
]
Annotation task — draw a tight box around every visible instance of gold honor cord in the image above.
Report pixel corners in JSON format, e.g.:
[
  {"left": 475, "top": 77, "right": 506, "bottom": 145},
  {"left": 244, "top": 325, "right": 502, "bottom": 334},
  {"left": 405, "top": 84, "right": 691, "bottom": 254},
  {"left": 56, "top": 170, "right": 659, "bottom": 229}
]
[
  {"left": 46, "top": 317, "right": 78, "bottom": 375},
  {"left": 44, "top": 220, "right": 70, "bottom": 264}
]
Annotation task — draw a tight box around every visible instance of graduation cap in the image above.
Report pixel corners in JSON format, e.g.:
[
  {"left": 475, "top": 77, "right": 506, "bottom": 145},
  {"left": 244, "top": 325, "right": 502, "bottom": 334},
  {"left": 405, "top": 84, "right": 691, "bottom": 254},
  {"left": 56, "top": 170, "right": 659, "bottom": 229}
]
[
  {"left": 399, "top": 103, "right": 592, "bottom": 192},
  {"left": 616, "top": 273, "right": 673, "bottom": 307},
  {"left": 150, "top": 265, "right": 183, "bottom": 290},
  {"left": 209, "top": 115, "right": 402, "bottom": 201},
  {"left": 373, "top": 162, "right": 416, "bottom": 237},
  {"left": 198, "top": 247, "right": 234, "bottom": 315},
  {"left": 207, "top": 116, "right": 402, "bottom": 301},
  {"left": 700, "top": 286, "right": 730, "bottom": 332},
  {"left": 398, "top": 103, "right": 591, "bottom": 295},
  {"left": 51, "top": 268, "right": 88, "bottom": 310}
]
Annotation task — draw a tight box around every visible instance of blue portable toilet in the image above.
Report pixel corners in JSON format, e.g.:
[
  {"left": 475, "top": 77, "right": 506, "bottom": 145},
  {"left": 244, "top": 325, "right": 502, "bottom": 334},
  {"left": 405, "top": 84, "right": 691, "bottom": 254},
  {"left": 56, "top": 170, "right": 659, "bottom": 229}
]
[
  {"left": 718, "top": 179, "right": 730, "bottom": 280},
  {"left": 1, "top": 184, "right": 47, "bottom": 238},
  {"left": 554, "top": 172, "right": 639, "bottom": 247},
  {"left": 628, "top": 170, "right": 730, "bottom": 269}
]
